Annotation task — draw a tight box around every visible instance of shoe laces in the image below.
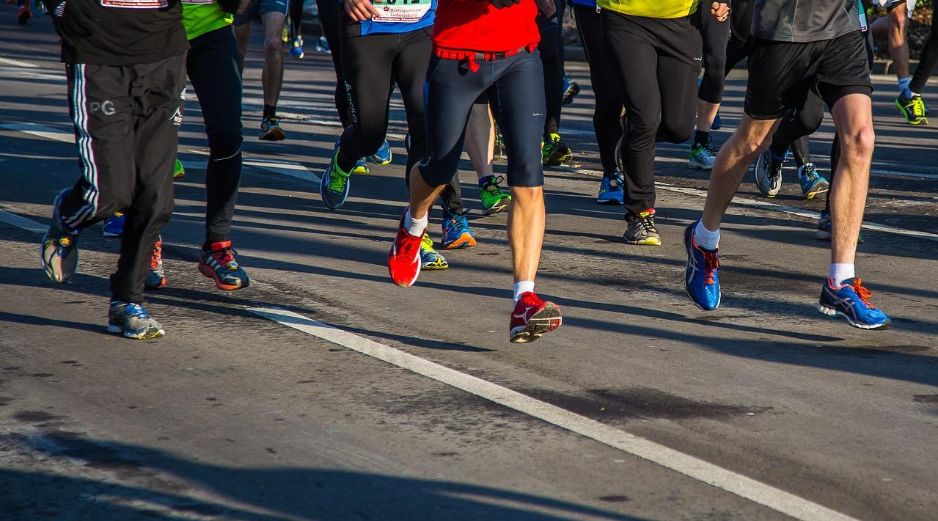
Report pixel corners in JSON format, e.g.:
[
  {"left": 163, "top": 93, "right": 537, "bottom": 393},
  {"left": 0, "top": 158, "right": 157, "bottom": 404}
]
[
  {"left": 800, "top": 163, "right": 819, "bottom": 181},
  {"left": 634, "top": 211, "right": 657, "bottom": 234},
  {"left": 150, "top": 241, "right": 163, "bottom": 270},
  {"left": 702, "top": 250, "right": 720, "bottom": 285},
  {"left": 849, "top": 278, "right": 876, "bottom": 308},
  {"left": 114, "top": 302, "right": 149, "bottom": 319},
  {"left": 911, "top": 96, "right": 927, "bottom": 118},
  {"left": 697, "top": 143, "right": 717, "bottom": 159},
  {"left": 208, "top": 245, "right": 237, "bottom": 268},
  {"left": 448, "top": 214, "right": 470, "bottom": 233},
  {"left": 328, "top": 163, "right": 350, "bottom": 192},
  {"left": 484, "top": 175, "right": 506, "bottom": 192},
  {"left": 420, "top": 233, "right": 434, "bottom": 251}
]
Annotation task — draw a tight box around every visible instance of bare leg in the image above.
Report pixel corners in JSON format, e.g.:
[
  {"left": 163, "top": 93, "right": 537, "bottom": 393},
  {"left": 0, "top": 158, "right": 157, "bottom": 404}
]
[
  {"left": 408, "top": 164, "right": 446, "bottom": 220},
  {"left": 261, "top": 12, "right": 286, "bottom": 108},
  {"left": 508, "top": 187, "right": 545, "bottom": 283},
  {"left": 828, "top": 94, "right": 874, "bottom": 266},
  {"left": 465, "top": 103, "right": 496, "bottom": 180},
  {"left": 701, "top": 116, "right": 779, "bottom": 230},
  {"left": 234, "top": 23, "right": 251, "bottom": 73},
  {"left": 695, "top": 99, "right": 721, "bottom": 134},
  {"left": 889, "top": 4, "right": 910, "bottom": 80}
]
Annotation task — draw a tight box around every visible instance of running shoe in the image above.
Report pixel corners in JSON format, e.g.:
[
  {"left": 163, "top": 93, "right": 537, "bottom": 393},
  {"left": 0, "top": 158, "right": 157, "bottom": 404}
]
[
  {"left": 815, "top": 210, "right": 864, "bottom": 243},
  {"left": 352, "top": 158, "right": 369, "bottom": 174},
  {"left": 562, "top": 76, "right": 580, "bottom": 105},
  {"left": 108, "top": 301, "right": 165, "bottom": 340},
  {"left": 388, "top": 211, "right": 424, "bottom": 287},
  {"left": 290, "top": 36, "right": 305, "bottom": 59},
  {"left": 321, "top": 148, "right": 352, "bottom": 209},
  {"left": 688, "top": 143, "right": 718, "bottom": 170},
  {"left": 797, "top": 163, "right": 829, "bottom": 200},
  {"left": 173, "top": 159, "right": 185, "bottom": 179},
  {"left": 683, "top": 222, "right": 721, "bottom": 311},
  {"left": 480, "top": 175, "right": 512, "bottom": 215},
  {"left": 102, "top": 212, "right": 125, "bottom": 238},
  {"left": 40, "top": 189, "right": 80, "bottom": 284},
  {"left": 260, "top": 116, "right": 285, "bottom": 141},
  {"left": 896, "top": 93, "right": 928, "bottom": 126},
  {"left": 542, "top": 133, "right": 573, "bottom": 166},
  {"left": 281, "top": 25, "right": 290, "bottom": 44},
  {"left": 441, "top": 213, "right": 477, "bottom": 250},
  {"left": 509, "top": 292, "right": 562, "bottom": 343},
  {"left": 145, "top": 238, "right": 167, "bottom": 290},
  {"left": 370, "top": 139, "right": 392, "bottom": 166},
  {"left": 17, "top": 4, "right": 31, "bottom": 24},
  {"left": 315, "top": 35, "right": 330, "bottom": 54},
  {"left": 753, "top": 149, "right": 783, "bottom": 198},
  {"left": 198, "top": 241, "right": 250, "bottom": 291},
  {"left": 597, "top": 173, "right": 624, "bottom": 205},
  {"left": 623, "top": 209, "right": 661, "bottom": 246},
  {"left": 420, "top": 233, "right": 448, "bottom": 270},
  {"left": 818, "top": 277, "right": 890, "bottom": 330}
]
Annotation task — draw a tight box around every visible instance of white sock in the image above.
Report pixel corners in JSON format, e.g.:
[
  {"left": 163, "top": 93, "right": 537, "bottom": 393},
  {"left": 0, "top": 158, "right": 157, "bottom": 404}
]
[
  {"left": 898, "top": 77, "right": 912, "bottom": 98},
  {"left": 513, "top": 281, "right": 535, "bottom": 303},
  {"left": 694, "top": 220, "right": 720, "bottom": 251},
  {"left": 828, "top": 263, "right": 856, "bottom": 286},
  {"left": 403, "top": 208, "right": 428, "bottom": 237}
]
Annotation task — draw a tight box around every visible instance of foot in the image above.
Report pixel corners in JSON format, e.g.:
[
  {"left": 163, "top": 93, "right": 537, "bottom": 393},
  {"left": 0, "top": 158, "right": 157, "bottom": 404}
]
[
  {"left": 420, "top": 233, "right": 448, "bottom": 270},
  {"left": 562, "top": 76, "right": 580, "bottom": 105},
  {"left": 41, "top": 189, "right": 80, "bottom": 284},
  {"left": 797, "top": 163, "right": 829, "bottom": 200},
  {"left": 320, "top": 148, "right": 352, "bottom": 209},
  {"left": 290, "top": 36, "right": 304, "bottom": 59},
  {"left": 388, "top": 211, "right": 424, "bottom": 287},
  {"left": 818, "top": 277, "right": 890, "bottom": 330},
  {"left": 688, "top": 143, "right": 718, "bottom": 170},
  {"left": 173, "top": 159, "right": 186, "bottom": 179},
  {"left": 198, "top": 241, "right": 250, "bottom": 291},
  {"left": 896, "top": 93, "right": 928, "bottom": 126},
  {"left": 102, "top": 212, "right": 125, "bottom": 238},
  {"left": 683, "top": 222, "right": 721, "bottom": 311},
  {"left": 623, "top": 209, "right": 661, "bottom": 246},
  {"left": 509, "top": 292, "right": 562, "bottom": 343},
  {"left": 260, "top": 116, "right": 285, "bottom": 141},
  {"left": 108, "top": 301, "right": 165, "bottom": 339},
  {"left": 542, "top": 132, "right": 573, "bottom": 167},
  {"left": 352, "top": 157, "right": 369, "bottom": 174},
  {"left": 753, "top": 148, "right": 783, "bottom": 198},
  {"left": 315, "top": 35, "right": 330, "bottom": 53},
  {"left": 480, "top": 175, "right": 512, "bottom": 215},
  {"left": 145, "top": 238, "right": 167, "bottom": 290},
  {"left": 596, "top": 173, "right": 624, "bottom": 205},
  {"left": 369, "top": 139, "right": 393, "bottom": 166},
  {"left": 441, "top": 213, "right": 477, "bottom": 250}
]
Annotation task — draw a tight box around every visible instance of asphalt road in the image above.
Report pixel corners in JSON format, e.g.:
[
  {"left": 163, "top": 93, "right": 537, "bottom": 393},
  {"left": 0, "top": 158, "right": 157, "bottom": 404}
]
[{"left": 1, "top": 10, "right": 936, "bottom": 521}]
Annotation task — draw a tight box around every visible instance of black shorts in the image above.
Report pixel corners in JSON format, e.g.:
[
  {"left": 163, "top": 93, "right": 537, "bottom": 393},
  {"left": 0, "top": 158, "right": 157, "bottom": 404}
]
[{"left": 745, "top": 30, "right": 872, "bottom": 120}]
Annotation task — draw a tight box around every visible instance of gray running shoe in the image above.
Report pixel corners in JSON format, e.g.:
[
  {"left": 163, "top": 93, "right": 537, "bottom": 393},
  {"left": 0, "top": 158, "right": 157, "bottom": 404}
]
[
  {"left": 754, "top": 149, "right": 783, "bottom": 197},
  {"left": 41, "top": 188, "right": 80, "bottom": 283},
  {"left": 108, "top": 301, "right": 165, "bottom": 340}
]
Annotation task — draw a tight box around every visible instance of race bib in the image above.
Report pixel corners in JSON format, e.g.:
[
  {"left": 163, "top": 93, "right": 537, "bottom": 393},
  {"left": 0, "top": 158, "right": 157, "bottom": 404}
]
[
  {"left": 101, "top": 0, "right": 169, "bottom": 7},
  {"left": 372, "top": 0, "right": 431, "bottom": 24}
]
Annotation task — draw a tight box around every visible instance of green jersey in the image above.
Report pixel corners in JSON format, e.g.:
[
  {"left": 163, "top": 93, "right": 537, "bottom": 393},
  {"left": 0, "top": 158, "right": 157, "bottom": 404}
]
[{"left": 182, "top": 0, "right": 233, "bottom": 41}]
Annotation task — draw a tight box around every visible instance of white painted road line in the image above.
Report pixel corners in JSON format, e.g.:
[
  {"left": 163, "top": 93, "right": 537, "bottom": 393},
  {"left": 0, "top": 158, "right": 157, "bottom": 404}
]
[
  {"left": 0, "top": 56, "right": 39, "bottom": 68},
  {"left": 0, "top": 208, "right": 46, "bottom": 234},
  {"left": 0, "top": 122, "right": 74, "bottom": 144},
  {"left": 243, "top": 158, "right": 321, "bottom": 184},
  {"left": 249, "top": 306, "right": 861, "bottom": 521}
]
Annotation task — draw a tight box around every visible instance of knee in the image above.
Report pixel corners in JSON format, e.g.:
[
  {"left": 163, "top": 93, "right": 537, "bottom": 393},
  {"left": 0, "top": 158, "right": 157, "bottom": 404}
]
[
  {"left": 657, "top": 114, "right": 694, "bottom": 144},
  {"left": 208, "top": 132, "right": 243, "bottom": 161},
  {"left": 626, "top": 111, "right": 662, "bottom": 140},
  {"left": 841, "top": 125, "right": 875, "bottom": 158},
  {"left": 264, "top": 37, "right": 282, "bottom": 54}
]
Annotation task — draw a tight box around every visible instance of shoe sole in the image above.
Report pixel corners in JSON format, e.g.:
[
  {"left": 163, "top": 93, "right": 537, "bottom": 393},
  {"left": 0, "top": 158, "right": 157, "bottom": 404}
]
[
  {"left": 623, "top": 237, "right": 662, "bottom": 246},
  {"left": 483, "top": 201, "right": 511, "bottom": 215},
  {"left": 107, "top": 324, "right": 166, "bottom": 339},
  {"left": 817, "top": 304, "right": 890, "bottom": 330},
  {"left": 803, "top": 185, "right": 829, "bottom": 200},
  {"left": 198, "top": 263, "right": 247, "bottom": 291},
  {"left": 687, "top": 161, "right": 713, "bottom": 171},
  {"left": 260, "top": 128, "right": 285, "bottom": 141},
  {"left": 510, "top": 304, "right": 563, "bottom": 343},
  {"left": 442, "top": 234, "right": 477, "bottom": 250},
  {"left": 422, "top": 261, "right": 448, "bottom": 270},
  {"left": 543, "top": 151, "right": 573, "bottom": 167},
  {"left": 596, "top": 198, "right": 622, "bottom": 205},
  {"left": 102, "top": 231, "right": 122, "bottom": 238}
]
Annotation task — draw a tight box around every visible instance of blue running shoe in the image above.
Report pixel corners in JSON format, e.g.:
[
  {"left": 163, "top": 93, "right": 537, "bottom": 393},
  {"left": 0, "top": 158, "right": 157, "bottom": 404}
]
[
  {"left": 798, "top": 163, "right": 829, "bottom": 201},
  {"left": 818, "top": 277, "right": 890, "bottom": 330},
  {"left": 597, "top": 173, "right": 624, "bottom": 204},
  {"left": 442, "top": 213, "right": 477, "bottom": 250},
  {"left": 289, "top": 36, "right": 304, "bottom": 59},
  {"left": 108, "top": 301, "right": 165, "bottom": 339},
  {"left": 41, "top": 188, "right": 80, "bottom": 284},
  {"left": 683, "top": 222, "right": 721, "bottom": 310},
  {"left": 370, "top": 140, "right": 392, "bottom": 166},
  {"left": 321, "top": 147, "right": 352, "bottom": 209},
  {"left": 102, "top": 212, "right": 125, "bottom": 237},
  {"left": 420, "top": 233, "right": 448, "bottom": 270}
]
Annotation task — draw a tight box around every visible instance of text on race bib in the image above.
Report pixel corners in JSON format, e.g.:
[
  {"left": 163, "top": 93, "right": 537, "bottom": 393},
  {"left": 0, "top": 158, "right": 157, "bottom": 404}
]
[{"left": 372, "top": 0, "right": 431, "bottom": 24}]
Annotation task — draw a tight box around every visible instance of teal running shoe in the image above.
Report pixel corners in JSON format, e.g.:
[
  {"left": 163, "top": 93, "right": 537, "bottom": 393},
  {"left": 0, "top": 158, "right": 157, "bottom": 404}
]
[
  {"left": 442, "top": 213, "right": 477, "bottom": 250},
  {"left": 41, "top": 188, "right": 80, "bottom": 284},
  {"left": 420, "top": 233, "right": 448, "bottom": 270},
  {"left": 102, "top": 212, "right": 125, "bottom": 237},
  {"left": 798, "top": 163, "right": 829, "bottom": 200},
  {"left": 683, "top": 221, "right": 721, "bottom": 310},
  {"left": 818, "top": 277, "right": 890, "bottom": 330},
  {"left": 370, "top": 140, "right": 392, "bottom": 165},
  {"left": 321, "top": 147, "right": 352, "bottom": 209},
  {"left": 108, "top": 301, "right": 165, "bottom": 339}
]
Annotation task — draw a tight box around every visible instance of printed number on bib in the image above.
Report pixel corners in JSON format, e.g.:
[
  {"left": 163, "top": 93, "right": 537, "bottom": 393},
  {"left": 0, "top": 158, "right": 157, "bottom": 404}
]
[
  {"left": 373, "top": 0, "right": 430, "bottom": 24},
  {"left": 101, "top": 0, "right": 168, "bottom": 8}
]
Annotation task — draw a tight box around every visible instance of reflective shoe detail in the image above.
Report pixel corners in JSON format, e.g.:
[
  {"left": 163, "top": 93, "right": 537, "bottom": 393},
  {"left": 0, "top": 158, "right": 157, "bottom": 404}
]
[
  {"left": 260, "top": 116, "right": 285, "bottom": 141},
  {"left": 480, "top": 175, "right": 512, "bottom": 215},
  {"left": 352, "top": 158, "right": 369, "bottom": 175},
  {"left": 107, "top": 301, "right": 165, "bottom": 340},
  {"left": 562, "top": 76, "right": 580, "bottom": 105},
  {"left": 290, "top": 36, "right": 305, "bottom": 59},
  {"left": 370, "top": 140, "right": 393, "bottom": 165},
  {"left": 754, "top": 149, "right": 783, "bottom": 197},
  {"left": 173, "top": 159, "right": 186, "bottom": 179},
  {"left": 388, "top": 211, "right": 423, "bottom": 287},
  {"left": 145, "top": 239, "right": 167, "bottom": 290},
  {"left": 198, "top": 241, "right": 250, "bottom": 291},
  {"left": 41, "top": 189, "right": 80, "bottom": 284},
  {"left": 509, "top": 292, "right": 562, "bottom": 343},
  {"left": 596, "top": 173, "right": 624, "bottom": 205},
  {"left": 442, "top": 214, "right": 477, "bottom": 250},
  {"left": 683, "top": 222, "right": 721, "bottom": 311},
  {"left": 896, "top": 93, "right": 928, "bottom": 126},
  {"left": 688, "top": 143, "right": 718, "bottom": 170},
  {"left": 102, "top": 212, "right": 125, "bottom": 238},
  {"left": 623, "top": 209, "right": 661, "bottom": 246},
  {"left": 321, "top": 148, "right": 352, "bottom": 209},
  {"left": 798, "top": 163, "right": 829, "bottom": 200},
  {"left": 818, "top": 277, "right": 890, "bottom": 330},
  {"left": 542, "top": 132, "right": 573, "bottom": 166},
  {"left": 419, "top": 233, "right": 448, "bottom": 270}
]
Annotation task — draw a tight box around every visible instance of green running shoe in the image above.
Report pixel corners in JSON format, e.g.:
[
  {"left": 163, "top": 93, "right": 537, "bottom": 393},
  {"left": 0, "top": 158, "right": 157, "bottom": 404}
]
[
  {"left": 419, "top": 233, "right": 448, "bottom": 270},
  {"left": 321, "top": 148, "right": 352, "bottom": 209},
  {"left": 173, "top": 159, "right": 185, "bottom": 179},
  {"left": 479, "top": 175, "right": 511, "bottom": 215},
  {"left": 542, "top": 132, "right": 573, "bottom": 166},
  {"left": 896, "top": 93, "right": 928, "bottom": 126}
]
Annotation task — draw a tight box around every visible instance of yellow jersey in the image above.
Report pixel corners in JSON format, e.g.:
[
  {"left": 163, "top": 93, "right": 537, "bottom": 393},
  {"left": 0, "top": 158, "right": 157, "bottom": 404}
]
[{"left": 597, "top": 0, "right": 699, "bottom": 19}]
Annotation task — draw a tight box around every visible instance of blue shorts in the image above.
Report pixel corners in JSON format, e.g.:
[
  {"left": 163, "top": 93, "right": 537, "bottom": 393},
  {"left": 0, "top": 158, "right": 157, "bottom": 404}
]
[{"left": 234, "top": 0, "right": 288, "bottom": 25}]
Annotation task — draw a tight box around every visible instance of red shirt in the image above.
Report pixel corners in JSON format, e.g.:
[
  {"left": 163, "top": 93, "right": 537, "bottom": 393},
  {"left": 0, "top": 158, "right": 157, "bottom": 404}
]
[{"left": 433, "top": 0, "right": 540, "bottom": 53}]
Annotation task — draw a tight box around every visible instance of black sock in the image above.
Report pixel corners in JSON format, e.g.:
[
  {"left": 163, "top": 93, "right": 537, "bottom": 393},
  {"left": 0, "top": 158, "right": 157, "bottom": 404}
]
[
  {"left": 694, "top": 130, "right": 709, "bottom": 148},
  {"left": 263, "top": 104, "right": 276, "bottom": 119}
]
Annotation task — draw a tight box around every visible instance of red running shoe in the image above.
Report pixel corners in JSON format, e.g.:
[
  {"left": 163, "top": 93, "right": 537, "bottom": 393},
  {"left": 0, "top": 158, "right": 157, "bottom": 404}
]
[
  {"left": 388, "top": 211, "right": 424, "bottom": 287},
  {"left": 17, "top": 5, "right": 31, "bottom": 24},
  {"left": 509, "top": 292, "right": 562, "bottom": 343}
]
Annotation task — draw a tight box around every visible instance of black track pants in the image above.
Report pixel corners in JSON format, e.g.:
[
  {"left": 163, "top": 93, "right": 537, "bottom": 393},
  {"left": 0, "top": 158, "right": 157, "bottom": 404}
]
[
  {"left": 538, "top": 0, "right": 565, "bottom": 136},
  {"left": 573, "top": 4, "right": 623, "bottom": 175},
  {"left": 317, "top": 0, "right": 351, "bottom": 127},
  {"left": 911, "top": 0, "right": 938, "bottom": 94},
  {"left": 603, "top": 11, "right": 701, "bottom": 218},
  {"left": 59, "top": 53, "right": 185, "bottom": 303},
  {"left": 696, "top": 4, "right": 731, "bottom": 104},
  {"left": 187, "top": 26, "right": 244, "bottom": 245}
]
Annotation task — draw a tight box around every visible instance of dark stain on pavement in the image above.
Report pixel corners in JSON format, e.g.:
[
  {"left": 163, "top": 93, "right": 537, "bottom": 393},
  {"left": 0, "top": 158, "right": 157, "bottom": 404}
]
[
  {"left": 598, "top": 495, "right": 630, "bottom": 503},
  {"left": 520, "top": 387, "right": 770, "bottom": 421},
  {"left": 0, "top": 396, "right": 13, "bottom": 407},
  {"left": 913, "top": 394, "right": 938, "bottom": 403},
  {"left": 13, "top": 410, "right": 63, "bottom": 423}
]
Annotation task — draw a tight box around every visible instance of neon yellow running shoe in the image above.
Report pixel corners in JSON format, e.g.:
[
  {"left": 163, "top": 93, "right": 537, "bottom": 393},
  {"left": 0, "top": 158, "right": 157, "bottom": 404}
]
[
  {"left": 173, "top": 159, "right": 185, "bottom": 179},
  {"left": 420, "top": 233, "right": 448, "bottom": 270}
]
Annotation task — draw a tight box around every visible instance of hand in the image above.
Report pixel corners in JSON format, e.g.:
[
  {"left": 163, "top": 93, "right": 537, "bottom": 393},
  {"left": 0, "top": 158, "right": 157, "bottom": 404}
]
[
  {"left": 345, "top": 0, "right": 379, "bottom": 22},
  {"left": 534, "top": 0, "right": 555, "bottom": 18},
  {"left": 711, "top": 2, "right": 729, "bottom": 22}
]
